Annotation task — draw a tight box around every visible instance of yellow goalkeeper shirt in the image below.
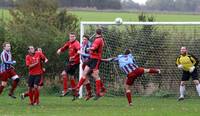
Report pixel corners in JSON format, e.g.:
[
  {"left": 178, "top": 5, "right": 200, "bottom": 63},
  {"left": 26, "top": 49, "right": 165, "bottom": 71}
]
[{"left": 176, "top": 54, "right": 197, "bottom": 71}]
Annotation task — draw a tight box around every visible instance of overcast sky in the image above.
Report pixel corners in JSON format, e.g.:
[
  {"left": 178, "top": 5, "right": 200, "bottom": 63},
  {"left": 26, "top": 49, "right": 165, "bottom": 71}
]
[{"left": 132, "top": 0, "right": 147, "bottom": 5}]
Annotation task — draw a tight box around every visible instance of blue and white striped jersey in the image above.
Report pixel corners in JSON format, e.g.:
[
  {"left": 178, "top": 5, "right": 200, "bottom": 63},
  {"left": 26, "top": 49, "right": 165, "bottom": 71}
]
[
  {"left": 113, "top": 54, "right": 138, "bottom": 74},
  {"left": 1, "top": 50, "right": 14, "bottom": 70},
  {"left": 81, "top": 41, "right": 91, "bottom": 62}
]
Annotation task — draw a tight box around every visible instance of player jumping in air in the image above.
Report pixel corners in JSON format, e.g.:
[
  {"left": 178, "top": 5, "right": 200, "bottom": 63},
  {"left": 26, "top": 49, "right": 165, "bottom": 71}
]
[
  {"left": 75, "top": 34, "right": 107, "bottom": 101},
  {"left": 176, "top": 47, "right": 200, "bottom": 101},
  {"left": 57, "top": 32, "right": 80, "bottom": 101},
  {"left": 104, "top": 49, "right": 160, "bottom": 106},
  {"left": 0, "top": 42, "right": 20, "bottom": 99},
  {"left": 75, "top": 29, "right": 106, "bottom": 100},
  {"left": 78, "top": 35, "right": 93, "bottom": 100}
]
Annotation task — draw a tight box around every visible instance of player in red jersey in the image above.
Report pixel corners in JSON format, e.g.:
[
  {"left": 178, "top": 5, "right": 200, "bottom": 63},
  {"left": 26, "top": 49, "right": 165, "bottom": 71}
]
[
  {"left": 0, "top": 42, "right": 20, "bottom": 99},
  {"left": 25, "top": 46, "right": 48, "bottom": 105},
  {"left": 75, "top": 29, "right": 106, "bottom": 100},
  {"left": 20, "top": 48, "right": 48, "bottom": 100},
  {"left": 57, "top": 32, "right": 80, "bottom": 100}
]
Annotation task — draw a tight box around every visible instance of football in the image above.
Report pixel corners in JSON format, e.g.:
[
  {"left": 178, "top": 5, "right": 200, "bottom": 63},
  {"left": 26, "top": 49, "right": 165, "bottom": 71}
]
[{"left": 115, "top": 17, "right": 123, "bottom": 24}]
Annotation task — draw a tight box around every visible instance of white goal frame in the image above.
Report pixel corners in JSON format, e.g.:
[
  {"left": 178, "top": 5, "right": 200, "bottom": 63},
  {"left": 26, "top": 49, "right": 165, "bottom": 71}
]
[{"left": 79, "top": 21, "right": 200, "bottom": 98}]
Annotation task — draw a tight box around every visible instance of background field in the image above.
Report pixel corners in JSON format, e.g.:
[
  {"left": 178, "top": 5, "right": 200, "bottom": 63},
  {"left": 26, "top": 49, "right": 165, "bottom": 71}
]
[
  {"left": 0, "top": 96, "right": 200, "bottom": 116},
  {"left": 1, "top": 9, "right": 200, "bottom": 22},
  {"left": 71, "top": 10, "right": 200, "bottom": 22}
]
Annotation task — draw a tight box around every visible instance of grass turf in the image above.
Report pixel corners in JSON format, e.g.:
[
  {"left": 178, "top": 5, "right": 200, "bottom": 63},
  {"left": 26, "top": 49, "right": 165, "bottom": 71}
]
[{"left": 0, "top": 96, "right": 200, "bottom": 116}]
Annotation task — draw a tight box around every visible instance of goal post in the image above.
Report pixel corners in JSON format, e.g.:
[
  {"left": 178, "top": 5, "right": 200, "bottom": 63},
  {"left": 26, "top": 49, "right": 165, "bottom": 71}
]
[{"left": 79, "top": 21, "right": 200, "bottom": 98}]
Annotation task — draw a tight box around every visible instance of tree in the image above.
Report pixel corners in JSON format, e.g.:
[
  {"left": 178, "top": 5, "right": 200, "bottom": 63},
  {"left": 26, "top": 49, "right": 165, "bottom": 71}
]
[
  {"left": 7, "top": 0, "right": 79, "bottom": 76},
  {"left": 121, "top": 0, "right": 141, "bottom": 10},
  {"left": 146, "top": 0, "right": 175, "bottom": 11}
]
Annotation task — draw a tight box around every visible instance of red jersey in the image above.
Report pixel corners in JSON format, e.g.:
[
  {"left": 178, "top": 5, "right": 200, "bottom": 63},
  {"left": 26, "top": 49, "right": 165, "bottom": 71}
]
[
  {"left": 90, "top": 37, "right": 104, "bottom": 59},
  {"left": 26, "top": 51, "right": 47, "bottom": 75},
  {"left": 59, "top": 40, "right": 80, "bottom": 64}
]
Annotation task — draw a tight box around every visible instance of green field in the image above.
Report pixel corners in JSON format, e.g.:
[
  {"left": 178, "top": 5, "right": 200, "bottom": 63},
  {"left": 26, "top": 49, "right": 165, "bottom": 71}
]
[
  {"left": 71, "top": 11, "right": 200, "bottom": 22},
  {"left": 0, "top": 96, "right": 200, "bottom": 116},
  {"left": 0, "top": 9, "right": 11, "bottom": 21},
  {"left": 1, "top": 9, "right": 200, "bottom": 22}
]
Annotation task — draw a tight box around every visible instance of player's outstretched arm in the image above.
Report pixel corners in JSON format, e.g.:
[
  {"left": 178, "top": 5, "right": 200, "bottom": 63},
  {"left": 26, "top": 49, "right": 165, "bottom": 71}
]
[
  {"left": 4, "top": 61, "right": 16, "bottom": 65},
  {"left": 57, "top": 42, "right": 70, "bottom": 55},
  {"left": 101, "top": 57, "right": 117, "bottom": 62}
]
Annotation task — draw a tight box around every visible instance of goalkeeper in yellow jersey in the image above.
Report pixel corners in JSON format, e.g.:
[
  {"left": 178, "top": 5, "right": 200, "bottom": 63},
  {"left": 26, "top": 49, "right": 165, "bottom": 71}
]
[{"left": 176, "top": 46, "right": 200, "bottom": 101}]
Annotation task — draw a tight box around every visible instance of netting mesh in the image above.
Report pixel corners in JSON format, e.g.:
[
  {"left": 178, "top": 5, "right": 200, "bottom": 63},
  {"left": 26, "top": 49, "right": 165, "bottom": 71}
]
[{"left": 81, "top": 23, "right": 200, "bottom": 97}]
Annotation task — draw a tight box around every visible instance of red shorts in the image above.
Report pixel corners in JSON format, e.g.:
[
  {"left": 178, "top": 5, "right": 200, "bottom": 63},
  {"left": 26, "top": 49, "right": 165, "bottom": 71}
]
[
  {"left": 126, "top": 67, "right": 144, "bottom": 86},
  {"left": 0, "top": 69, "right": 18, "bottom": 82}
]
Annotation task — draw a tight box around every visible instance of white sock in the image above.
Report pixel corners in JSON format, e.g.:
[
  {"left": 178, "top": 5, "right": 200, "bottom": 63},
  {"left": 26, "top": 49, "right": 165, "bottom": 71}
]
[
  {"left": 196, "top": 84, "right": 200, "bottom": 96},
  {"left": 180, "top": 85, "right": 185, "bottom": 98}
]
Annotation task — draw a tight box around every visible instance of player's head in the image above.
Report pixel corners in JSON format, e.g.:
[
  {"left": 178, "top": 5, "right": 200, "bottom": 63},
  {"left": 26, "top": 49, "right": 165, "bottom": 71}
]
[
  {"left": 27, "top": 46, "right": 35, "bottom": 54},
  {"left": 180, "top": 46, "right": 187, "bottom": 55},
  {"left": 69, "top": 32, "right": 76, "bottom": 42},
  {"left": 37, "top": 47, "right": 42, "bottom": 52},
  {"left": 96, "top": 28, "right": 102, "bottom": 37},
  {"left": 83, "top": 35, "right": 89, "bottom": 45},
  {"left": 2, "top": 42, "right": 11, "bottom": 51},
  {"left": 124, "top": 49, "right": 131, "bottom": 55}
]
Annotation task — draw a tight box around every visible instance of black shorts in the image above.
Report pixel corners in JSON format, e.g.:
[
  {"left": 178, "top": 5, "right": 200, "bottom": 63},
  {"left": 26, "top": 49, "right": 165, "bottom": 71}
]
[
  {"left": 28, "top": 75, "right": 42, "bottom": 87},
  {"left": 182, "top": 69, "right": 198, "bottom": 81},
  {"left": 39, "top": 76, "right": 44, "bottom": 86},
  {"left": 65, "top": 63, "right": 79, "bottom": 76},
  {"left": 85, "top": 58, "right": 101, "bottom": 70}
]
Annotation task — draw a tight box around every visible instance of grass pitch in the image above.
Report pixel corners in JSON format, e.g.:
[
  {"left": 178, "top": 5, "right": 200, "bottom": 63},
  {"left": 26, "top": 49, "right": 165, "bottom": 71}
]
[{"left": 0, "top": 96, "right": 200, "bottom": 116}]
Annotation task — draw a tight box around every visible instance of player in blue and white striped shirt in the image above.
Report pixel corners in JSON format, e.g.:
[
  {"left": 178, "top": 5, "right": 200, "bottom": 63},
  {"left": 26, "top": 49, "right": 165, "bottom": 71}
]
[
  {"left": 76, "top": 35, "right": 106, "bottom": 101},
  {"left": 112, "top": 52, "right": 138, "bottom": 75},
  {"left": 105, "top": 49, "right": 160, "bottom": 106},
  {"left": 78, "top": 35, "right": 93, "bottom": 100},
  {"left": 0, "top": 42, "right": 20, "bottom": 99}
]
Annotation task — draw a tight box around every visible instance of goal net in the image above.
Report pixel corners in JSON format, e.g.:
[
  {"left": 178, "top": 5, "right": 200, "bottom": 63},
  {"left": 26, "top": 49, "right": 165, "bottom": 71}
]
[{"left": 79, "top": 21, "right": 200, "bottom": 98}]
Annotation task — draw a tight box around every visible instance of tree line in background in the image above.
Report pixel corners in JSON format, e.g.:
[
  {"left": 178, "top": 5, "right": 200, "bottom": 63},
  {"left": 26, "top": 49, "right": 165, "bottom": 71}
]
[
  {"left": 123, "top": 0, "right": 200, "bottom": 12},
  {"left": 1, "top": 0, "right": 200, "bottom": 12}
]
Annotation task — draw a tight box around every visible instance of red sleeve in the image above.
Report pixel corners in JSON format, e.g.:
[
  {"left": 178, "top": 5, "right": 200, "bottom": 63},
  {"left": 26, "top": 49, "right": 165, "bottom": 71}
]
[
  {"left": 36, "top": 51, "right": 47, "bottom": 61},
  {"left": 75, "top": 41, "right": 80, "bottom": 51},
  {"left": 91, "top": 39, "right": 101, "bottom": 50},
  {"left": 25, "top": 55, "right": 30, "bottom": 67},
  {"left": 72, "top": 41, "right": 80, "bottom": 58},
  {"left": 41, "top": 52, "right": 47, "bottom": 60},
  {"left": 60, "top": 41, "right": 70, "bottom": 52}
]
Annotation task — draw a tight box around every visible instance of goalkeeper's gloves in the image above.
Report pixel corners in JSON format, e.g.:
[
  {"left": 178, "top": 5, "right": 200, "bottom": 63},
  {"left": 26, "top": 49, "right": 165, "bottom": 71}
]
[
  {"left": 178, "top": 65, "right": 183, "bottom": 69},
  {"left": 189, "top": 66, "right": 195, "bottom": 73}
]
